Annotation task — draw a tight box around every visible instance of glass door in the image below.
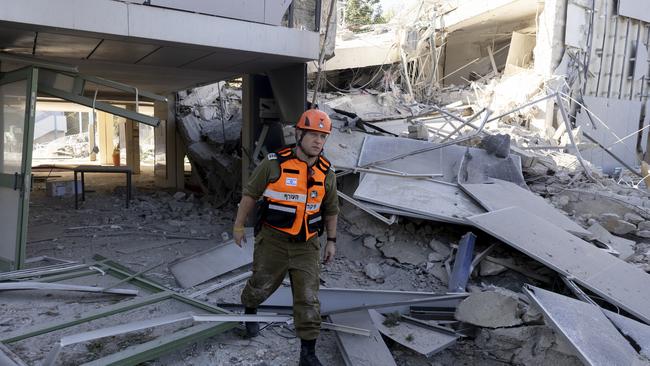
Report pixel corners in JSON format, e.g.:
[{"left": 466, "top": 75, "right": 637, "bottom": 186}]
[{"left": 0, "top": 67, "right": 37, "bottom": 271}]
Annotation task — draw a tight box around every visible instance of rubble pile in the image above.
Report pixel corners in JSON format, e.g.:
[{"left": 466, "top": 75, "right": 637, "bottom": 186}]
[{"left": 177, "top": 82, "right": 243, "bottom": 203}]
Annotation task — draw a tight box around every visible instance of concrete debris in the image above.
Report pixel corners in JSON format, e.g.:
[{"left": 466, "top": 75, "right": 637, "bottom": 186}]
[
  {"left": 428, "top": 239, "right": 451, "bottom": 259},
  {"left": 363, "top": 236, "right": 378, "bottom": 249},
  {"left": 364, "top": 263, "right": 385, "bottom": 280},
  {"left": 475, "top": 326, "right": 582, "bottom": 365},
  {"left": 454, "top": 291, "right": 523, "bottom": 328},
  {"left": 479, "top": 260, "right": 508, "bottom": 276},
  {"left": 379, "top": 239, "right": 432, "bottom": 265},
  {"left": 480, "top": 134, "right": 511, "bottom": 159},
  {"left": 587, "top": 222, "right": 636, "bottom": 260},
  {"left": 12, "top": 0, "right": 650, "bottom": 365}
]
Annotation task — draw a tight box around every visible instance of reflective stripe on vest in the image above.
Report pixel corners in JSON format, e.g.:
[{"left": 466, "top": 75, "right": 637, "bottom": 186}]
[{"left": 262, "top": 148, "right": 329, "bottom": 240}]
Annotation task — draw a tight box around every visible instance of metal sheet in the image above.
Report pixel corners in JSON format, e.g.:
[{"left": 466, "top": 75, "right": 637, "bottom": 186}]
[
  {"left": 575, "top": 97, "right": 643, "bottom": 174},
  {"left": 604, "top": 311, "right": 650, "bottom": 359},
  {"left": 525, "top": 286, "right": 644, "bottom": 366},
  {"left": 330, "top": 310, "right": 397, "bottom": 366},
  {"left": 353, "top": 174, "right": 484, "bottom": 224},
  {"left": 368, "top": 310, "right": 458, "bottom": 357},
  {"left": 262, "top": 287, "right": 466, "bottom": 315},
  {"left": 189, "top": 271, "right": 252, "bottom": 298},
  {"left": 460, "top": 179, "right": 591, "bottom": 236},
  {"left": 357, "top": 135, "right": 523, "bottom": 184},
  {"left": 169, "top": 232, "right": 254, "bottom": 288},
  {"left": 321, "top": 322, "right": 371, "bottom": 337},
  {"left": 618, "top": 0, "right": 650, "bottom": 23},
  {"left": 468, "top": 207, "right": 650, "bottom": 324}
]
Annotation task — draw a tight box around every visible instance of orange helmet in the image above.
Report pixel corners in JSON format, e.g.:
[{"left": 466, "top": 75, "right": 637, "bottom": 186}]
[{"left": 296, "top": 109, "right": 332, "bottom": 134}]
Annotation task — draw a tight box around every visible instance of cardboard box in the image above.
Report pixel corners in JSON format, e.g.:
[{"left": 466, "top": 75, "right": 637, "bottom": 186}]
[{"left": 46, "top": 180, "right": 82, "bottom": 197}]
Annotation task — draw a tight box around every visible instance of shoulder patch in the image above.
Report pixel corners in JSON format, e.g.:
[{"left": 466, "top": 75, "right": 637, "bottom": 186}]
[{"left": 267, "top": 153, "right": 277, "bottom": 160}]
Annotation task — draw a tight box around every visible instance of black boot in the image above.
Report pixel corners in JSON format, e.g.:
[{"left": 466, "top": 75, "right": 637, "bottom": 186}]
[
  {"left": 299, "top": 339, "right": 323, "bottom": 366},
  {"left": 244, "top": 307, "right": 259, "bottom": 338}
]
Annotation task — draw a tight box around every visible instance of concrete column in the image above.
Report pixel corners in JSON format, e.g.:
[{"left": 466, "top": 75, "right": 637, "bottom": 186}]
[
  {"left": 154, "top": 94, "right": 184, "bottom": 189},
  {"left": 125, "top": 105, "right": 141, "bottom": 174},
  {"left": 241, "top": 74, "right": 274, "bottom": 187},
  {"left": 267, "top": 63, "right": 307, "bottom": 124}
]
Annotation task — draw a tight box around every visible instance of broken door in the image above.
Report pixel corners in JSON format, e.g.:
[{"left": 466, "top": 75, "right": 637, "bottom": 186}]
[{"left": 0, "top": 67, "right": 37, "bottom": 271}]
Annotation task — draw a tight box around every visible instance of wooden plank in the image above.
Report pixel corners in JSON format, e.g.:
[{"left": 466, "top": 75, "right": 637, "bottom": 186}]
[{"left": 468, "top": 207, "right": 650, "bottom": 324}]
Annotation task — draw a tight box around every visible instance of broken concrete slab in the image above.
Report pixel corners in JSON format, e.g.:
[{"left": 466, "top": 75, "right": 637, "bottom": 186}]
[
  {"left": 604, "top": 311, "right": 650, "bottom": 359},
  {"left": 454, "top": 291, "right": 523, "bottom": 328},
  {"left": 379, "top": 240, "right": 431, "bottom": 265},
  {"left": 525, "top": 286, "right": 647, "bottom": 366},
  {"left": 587, "top": 223, "right": 636, "bottom": 260},
  {"left": 468, "top": 207, "right": 650, "bottom": 324},
  {"left": 330, "top": 310, "right": 397, "bottom": 366},
  {"left": 368, "top": 309, "right": 458, "bottom": 357},
  {"left": 461, "top": 179, "right": 591, "bottom": 237},
  {"left": 169, "top": 231, "right": 254, "bottom": 288},
  {"left": 354, "top": 174, "right": 485, "bottom": 225}
]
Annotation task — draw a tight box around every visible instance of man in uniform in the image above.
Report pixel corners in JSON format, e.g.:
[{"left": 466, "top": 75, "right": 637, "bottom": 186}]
[{"left": 233, "top": 108, "right": 338, "bottom": 366}]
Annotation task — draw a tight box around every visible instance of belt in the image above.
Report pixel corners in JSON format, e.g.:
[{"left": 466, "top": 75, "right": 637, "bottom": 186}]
[{"left": 261, "top": 225, "right": 315, "bottom": 243}]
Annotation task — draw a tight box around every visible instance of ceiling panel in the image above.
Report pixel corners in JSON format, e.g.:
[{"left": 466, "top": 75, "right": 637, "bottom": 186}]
[
  {"left": 88, "top": 39, "right": 160, "bottom": 63},
  {"left": 136, "top": 46, "right": 214, "bottom": 67},
  {"left": 36, "top": 32, "right": 100, "bottom": 59},
  {"left": 182, "top": 48, "right": 259, "bottom": 70},
  {"left": 0, "top": 26, "right": 35, "bottom": 54}
]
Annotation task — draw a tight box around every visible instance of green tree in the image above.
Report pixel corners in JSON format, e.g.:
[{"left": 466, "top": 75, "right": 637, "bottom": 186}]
[{"left": 345, "top": 0, "right": 380, "bottom": 29}]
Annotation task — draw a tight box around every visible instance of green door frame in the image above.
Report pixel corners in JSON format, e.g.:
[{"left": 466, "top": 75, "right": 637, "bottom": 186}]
[{"left": 0, "top": 66, "right": 38, "bottom": 271}]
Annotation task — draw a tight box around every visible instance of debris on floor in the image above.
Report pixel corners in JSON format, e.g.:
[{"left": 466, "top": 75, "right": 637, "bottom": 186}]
[{"left": 7, "top": 0, "right": 650, "bottom": 365}]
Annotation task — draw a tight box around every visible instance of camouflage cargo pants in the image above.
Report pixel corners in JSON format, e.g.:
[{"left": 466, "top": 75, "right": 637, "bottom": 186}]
[{"left": 240, "top": 228, "right": 321, "bottom": 340}]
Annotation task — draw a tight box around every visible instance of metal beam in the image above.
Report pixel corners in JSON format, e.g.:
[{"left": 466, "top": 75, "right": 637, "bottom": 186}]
[
  {"left": 192, "top": 314, "right": 292, "bottom": 323},
  {"left": 0, "top": 282, "right": 137, "bottom": 296},
  {"left": 321, "top": 322, "right": 371, "bottom": 337},
  {"left": 188, "top": 271, "right": 252, "bottom": 298},
  {"left": 81, "top": 74, "right": 167, "bottom": 102},
  {"left": 38, "top": 85, "right": 160, "bottom": 127}
]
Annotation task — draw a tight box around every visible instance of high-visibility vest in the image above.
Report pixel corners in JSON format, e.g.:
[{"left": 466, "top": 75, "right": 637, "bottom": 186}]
[{"left": 262, "top": 147, "right": 330, "bottom": 241}]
